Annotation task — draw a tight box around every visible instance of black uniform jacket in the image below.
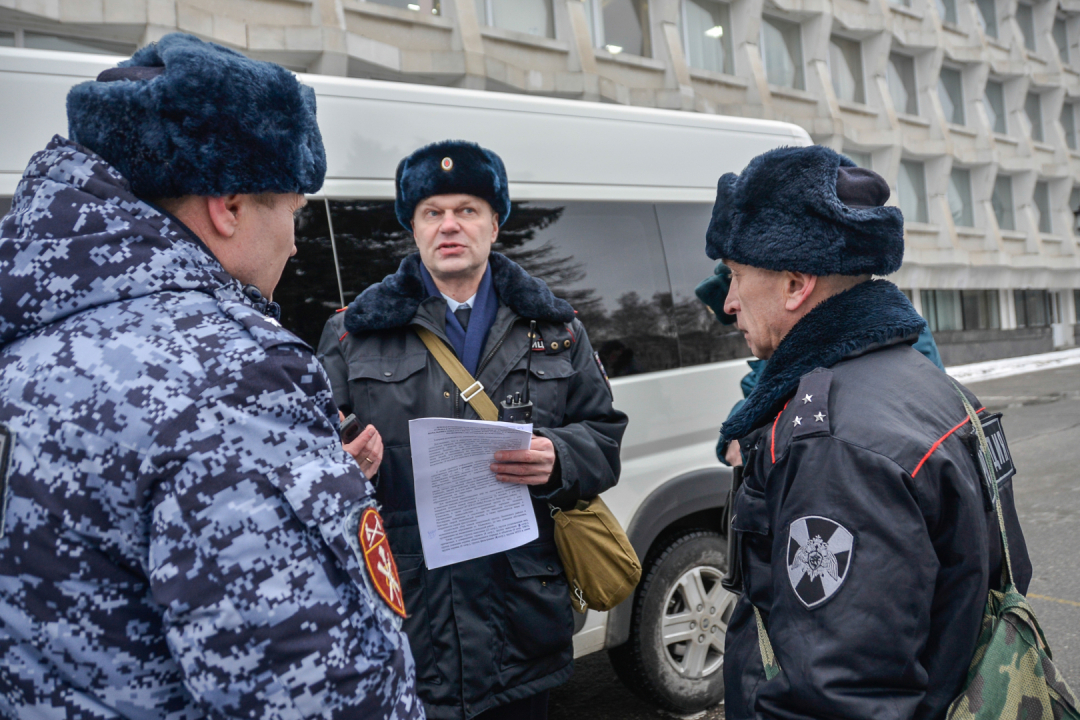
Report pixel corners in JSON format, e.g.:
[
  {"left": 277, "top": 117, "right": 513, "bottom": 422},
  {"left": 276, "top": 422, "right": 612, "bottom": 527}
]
[
  {"left": 317, "top": 253, "right": 628, "bottom": 720},
  {"left": 722, "top": 280, "right": 1031, "bottom": 720}
]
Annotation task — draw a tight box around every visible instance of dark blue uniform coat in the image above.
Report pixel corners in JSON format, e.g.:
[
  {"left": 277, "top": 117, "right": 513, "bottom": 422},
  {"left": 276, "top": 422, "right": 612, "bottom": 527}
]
[{"left": 722, "top": 280, "right": 1031, "bottom": 720}]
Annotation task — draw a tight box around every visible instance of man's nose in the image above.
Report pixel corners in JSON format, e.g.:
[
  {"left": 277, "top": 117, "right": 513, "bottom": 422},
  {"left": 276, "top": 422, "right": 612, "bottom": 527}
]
[
  {"left": 723, "top": 285, "right": 739, "bottom": 316},
  {"left": 439, "top": 210, "right": 461, "bottom": 232}
]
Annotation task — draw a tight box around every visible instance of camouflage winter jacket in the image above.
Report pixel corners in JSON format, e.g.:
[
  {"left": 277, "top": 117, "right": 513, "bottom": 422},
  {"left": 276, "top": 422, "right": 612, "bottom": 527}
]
[{"left": 0, "top": 137, "right": 422, "bottom": 720}]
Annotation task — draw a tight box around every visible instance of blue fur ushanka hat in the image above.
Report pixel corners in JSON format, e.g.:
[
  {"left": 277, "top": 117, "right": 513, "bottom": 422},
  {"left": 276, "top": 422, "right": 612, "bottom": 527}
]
[
  {"left": 395, "top": 140, "right": 510, "bottom": 230},
  {"left": 706, "top": 145, "right": 904, "bottom": 276},
  {"left": 66, "top": 33, "right": 326, "bottom": 199}
]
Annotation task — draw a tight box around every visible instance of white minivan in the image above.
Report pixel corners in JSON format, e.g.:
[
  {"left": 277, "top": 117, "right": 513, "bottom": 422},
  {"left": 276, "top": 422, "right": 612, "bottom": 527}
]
[{"left": 0, "top": 46, "right": 812, "bottom": 714}]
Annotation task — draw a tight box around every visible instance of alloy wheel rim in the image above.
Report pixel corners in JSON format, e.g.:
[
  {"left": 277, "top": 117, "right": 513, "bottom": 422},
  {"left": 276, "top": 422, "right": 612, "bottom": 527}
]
[{"left": 660, "top": 565, "right": 736, "bottom": 679}]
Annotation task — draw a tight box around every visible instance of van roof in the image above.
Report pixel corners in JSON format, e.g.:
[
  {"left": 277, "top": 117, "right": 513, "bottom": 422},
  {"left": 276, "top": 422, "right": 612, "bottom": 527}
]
[{"left": 0, "top": 46, "right": 811, "bottom": 201}]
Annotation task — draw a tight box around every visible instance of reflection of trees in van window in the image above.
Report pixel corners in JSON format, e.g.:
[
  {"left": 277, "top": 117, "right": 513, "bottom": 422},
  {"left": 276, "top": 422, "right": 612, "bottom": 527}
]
[{"left": 655, "top": 203, "right": 753, "bottom": 364}]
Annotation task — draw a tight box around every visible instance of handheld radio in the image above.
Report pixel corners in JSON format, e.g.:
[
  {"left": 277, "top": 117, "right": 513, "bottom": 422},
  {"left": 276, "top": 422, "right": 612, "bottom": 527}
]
[{"left": 498, "top": 320, "right": 536, "bottom": 425}]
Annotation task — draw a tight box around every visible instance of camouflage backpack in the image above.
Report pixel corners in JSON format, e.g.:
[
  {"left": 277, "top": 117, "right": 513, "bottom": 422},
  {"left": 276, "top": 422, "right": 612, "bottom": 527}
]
[
  {"left": 750, "top": 387, "right": 1080, "bottom": 719},
  {"left": 945, "top": 388, "right": 1079, "bottom": 720}
]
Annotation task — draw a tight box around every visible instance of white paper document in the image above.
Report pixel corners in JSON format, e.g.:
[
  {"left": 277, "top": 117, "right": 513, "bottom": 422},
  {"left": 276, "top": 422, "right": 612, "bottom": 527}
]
[{"left": 409, "top": 418, "right": 539, "bottom": 569}]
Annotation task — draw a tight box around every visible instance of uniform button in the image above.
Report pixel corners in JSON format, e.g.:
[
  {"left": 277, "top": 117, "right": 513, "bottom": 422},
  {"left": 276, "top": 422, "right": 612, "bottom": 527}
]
[
  {"left": 537, "top": 370, "right": 545, "bottom": 375},
  {"left": 444, "top": 391, "right": 451, "bottom": 398},
  {"left": 383, "top": 371, "right": 392, "bottom": 377},
  {"left": 564, "top": 339, "right": 571, "bottom": 348},
  {"left": 550, "top": 341, "right": 559, "bottom": 350},
  {"left": 541, "top": 581, "right": 547, "bottom": 587},
  {"left": 547, "top": 565, "right": 554, "bottom": 572}
]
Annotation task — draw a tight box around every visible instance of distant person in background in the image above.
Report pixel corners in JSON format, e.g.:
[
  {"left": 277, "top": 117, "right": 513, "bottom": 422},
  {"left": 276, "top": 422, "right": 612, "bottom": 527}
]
[
  {"left": 696, "top": 261, "right": 946, "bottom": 467},
  {"left": 0, "top": 34, "right": 419, "bottom": 719}
]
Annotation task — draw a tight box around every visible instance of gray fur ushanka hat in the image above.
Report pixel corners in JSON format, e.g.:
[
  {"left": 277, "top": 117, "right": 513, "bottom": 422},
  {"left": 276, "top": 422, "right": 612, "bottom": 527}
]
[
  {"left": 395, "top": 140, "right": 510, "bottom": 230},
  {"left": 706, "top": 145, "right": 904, "bottom": 276},
  {"left": 66, "top": 33, "right": 326, "bottom": 199}
]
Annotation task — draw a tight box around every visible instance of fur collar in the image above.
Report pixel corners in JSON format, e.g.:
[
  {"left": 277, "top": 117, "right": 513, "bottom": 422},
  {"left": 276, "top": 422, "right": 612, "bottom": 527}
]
[
  {"left": 721, "top": 280, "right": 925, "bottom": 441},
  {"left": 343, "top": 252, "right": 575, "bottom": 333}
]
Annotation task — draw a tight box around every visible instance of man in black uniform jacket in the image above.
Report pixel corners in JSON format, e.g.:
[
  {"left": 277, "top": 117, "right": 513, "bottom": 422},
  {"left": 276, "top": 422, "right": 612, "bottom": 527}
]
[
  {"left": 318, "top": 140, "right": 628, "bottom": 720},
  {"left": 712, "top": 146, "right": 1032, "bottom": 720}
]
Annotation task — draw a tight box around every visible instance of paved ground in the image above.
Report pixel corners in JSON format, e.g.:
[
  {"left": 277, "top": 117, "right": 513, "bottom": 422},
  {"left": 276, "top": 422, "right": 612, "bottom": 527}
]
[
  {"left": 967, "top": 363, "right": 1080, "bottom": 690},
  {"left": 550, "top": 363, "right": 1080, "bottom": 719}
]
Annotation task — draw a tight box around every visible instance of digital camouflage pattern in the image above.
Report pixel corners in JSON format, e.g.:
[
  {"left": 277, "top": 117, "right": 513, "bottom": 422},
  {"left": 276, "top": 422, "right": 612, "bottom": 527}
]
[{"left": 0, "top": 136, "right": 422, "bottom": 719}]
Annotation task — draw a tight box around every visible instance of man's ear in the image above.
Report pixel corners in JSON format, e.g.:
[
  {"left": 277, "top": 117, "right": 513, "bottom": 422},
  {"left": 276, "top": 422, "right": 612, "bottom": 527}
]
[
  {"left": 784, "top": 271, "right": 818, "bottom": 312},
  {"left": 207, "top": 195, "right": 242, "bottom": 238},
  {"left": 490, "top": 213, "right": 500, "bottom": 245}
]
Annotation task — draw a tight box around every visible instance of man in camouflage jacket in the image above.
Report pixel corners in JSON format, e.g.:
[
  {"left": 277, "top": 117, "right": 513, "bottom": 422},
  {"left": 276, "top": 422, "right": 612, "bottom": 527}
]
[{"left": 0, "top": 34, "right": 420, "bottom": 719}]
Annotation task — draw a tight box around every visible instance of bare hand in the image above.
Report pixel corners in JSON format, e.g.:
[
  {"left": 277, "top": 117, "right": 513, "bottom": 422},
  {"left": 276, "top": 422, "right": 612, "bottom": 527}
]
[
  {"left": 725, "top": 439, "right": 743, "bottom": 467},
  {"left": 491, "top": 435, "right": 556, "bottom": 486},
  {"left": 340, "top": 411, "right": 383, "bottom": 478}
]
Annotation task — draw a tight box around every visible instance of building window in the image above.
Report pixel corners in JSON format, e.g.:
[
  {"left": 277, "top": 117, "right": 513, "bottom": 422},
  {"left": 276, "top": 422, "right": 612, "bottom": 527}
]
[
  {"left": 372, "top": 0, "right": 440, "bottom": 13},
  {"left": 921, "top": 289, "right": 1002, "bottom": 331},
  {"left": 682, "top": 0, "right": 733, "bottom": 74},
  {"left": 845, "top": 150, "right": 872, "bottom": 168},
  {"left": 1071, "top": 187, "right": 1080, "bottom": 234},
  {"left": 899, "top": 160, "right": 929, "bottom": 223},
  {"left": 1074, "top": 289, "right": 1080, "bottom": 321},
  {"left": 937, "top": 0, "right": 958, "bottom": 24},
  {"left": 920, "top": 290, "right": 964, "bottom": 331},
  {"left": 1025, "top": 92, "right": 1044, "bottom": 142},
  {"left": 888, "top": 53, "right": 918, "bottom": 115},
  {"left": 938, "top": 66, "right": 965, "bottom": 125},
  {"left": 992, "top": 175, "right": 1015, "bottom": 230},
  {"left": 1054, "top": 16, "right": 1069, "bottom": 64},
  {"left": 962, "top": 290, "right": 1002, "bottom": 329},
  {"left": 890, "top": 0, "right": 912, "bottom": 9},
  {"left": 476, "top": 0, "right": 553, "bottom": 37},
  {"left": 829, "top": 36, "right": 865, "bottom": 103},
  {"left": 984, "top": 80, "right": 1007, "bottom": 133},
  {"left": 0, "top": 31, "right": 14, "bottom": 46},
  {"left": 976, "top": 0, "right": 998, "bottom": 38},
  {"left": 589, "top": 0, "right": 650, "bottom": 56},
  {"left": 1016, "top": 2, "right": 1037, "bottom": 51},
  {"left": 1014, "top": 289, "right": 1052, "bottom": 327},
  {"left": 761, "top": 16, "right": 804, "bottom": 90},
  {"left": 1062, "top": 102, "right": 1077, "bottom": 150},
  {"left": 1033, "top": 181, "right": 1052, "bottom": 233},
  {"left": 948, "top": 168, "right": 975, "bottom": 226}
]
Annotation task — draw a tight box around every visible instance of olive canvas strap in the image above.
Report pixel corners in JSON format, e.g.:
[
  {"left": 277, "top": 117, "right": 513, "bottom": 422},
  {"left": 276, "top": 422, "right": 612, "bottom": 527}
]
[
  {"left": 754, "top": 605, "right": 782, "bottom": 680},
  {"left": 414, "top": 326, "right": 500, "bottom": 422}
]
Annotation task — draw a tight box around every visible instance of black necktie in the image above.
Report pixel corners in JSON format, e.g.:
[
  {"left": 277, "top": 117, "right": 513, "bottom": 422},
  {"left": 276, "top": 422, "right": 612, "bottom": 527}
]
[{"left": 454, "top": 306, "right": 471, "bottom": 330}]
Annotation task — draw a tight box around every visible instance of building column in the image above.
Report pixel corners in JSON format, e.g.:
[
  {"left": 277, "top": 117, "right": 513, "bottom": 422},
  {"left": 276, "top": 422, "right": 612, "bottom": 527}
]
[{"left": 1000, "top": 289, "right": 1018, "bottom": 330}]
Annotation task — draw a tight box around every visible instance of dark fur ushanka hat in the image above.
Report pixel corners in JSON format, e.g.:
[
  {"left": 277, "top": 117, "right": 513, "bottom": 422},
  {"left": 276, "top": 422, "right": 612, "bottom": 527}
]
[
  {"left": 66, "top": 33, "right": 326, "bottom": 199},
  {"left": 395, "top": 140, "right": 510, "bottom": 230},
  {"left": 705, "top": 145, "right": 905, "bottom": 276}
]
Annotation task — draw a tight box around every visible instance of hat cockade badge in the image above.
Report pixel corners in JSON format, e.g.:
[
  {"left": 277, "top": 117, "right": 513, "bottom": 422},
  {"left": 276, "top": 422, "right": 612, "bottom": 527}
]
[{"left": 441, "top": 157, "right": 453, "bottom": 171}]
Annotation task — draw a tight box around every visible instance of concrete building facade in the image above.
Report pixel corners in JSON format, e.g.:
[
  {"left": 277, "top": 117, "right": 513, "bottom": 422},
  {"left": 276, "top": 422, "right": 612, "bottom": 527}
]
[{"left": 2, "top": 0, "right": 1079, "bottom": 361}]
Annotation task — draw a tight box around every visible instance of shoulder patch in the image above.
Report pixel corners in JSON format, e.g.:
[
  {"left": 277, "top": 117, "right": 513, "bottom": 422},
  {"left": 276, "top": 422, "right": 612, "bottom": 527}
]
[
  {"left": 791, "top": 369, "right": 833, "bottom": 438},
  {"left": 358, "top": 508, "right": 407, "bottom": 618},
  {"left": 787, "top": 515, "right": 854, "bottom": 608},
  {"left": 966, "top": 412, "right": 1016, "bottom": 509}
]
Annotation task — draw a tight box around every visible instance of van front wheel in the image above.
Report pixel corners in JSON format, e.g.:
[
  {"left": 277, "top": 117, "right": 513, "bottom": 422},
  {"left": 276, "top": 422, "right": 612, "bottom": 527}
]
[{"left": 608, "top": 530, "right": 735, "bottom": 714}]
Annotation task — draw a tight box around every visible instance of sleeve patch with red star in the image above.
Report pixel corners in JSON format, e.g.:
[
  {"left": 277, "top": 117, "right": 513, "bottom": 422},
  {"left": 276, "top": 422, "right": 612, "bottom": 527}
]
[{"left": 358, "top": 508, "right": 407, "bottom": 618}]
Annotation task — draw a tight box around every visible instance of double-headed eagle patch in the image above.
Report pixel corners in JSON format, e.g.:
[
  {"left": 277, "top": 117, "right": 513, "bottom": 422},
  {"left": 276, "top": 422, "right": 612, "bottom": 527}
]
[
  {"left": 359, "top": 508, "right": 407, "bottom": 618},
  {"left": 787, "top": 516, "right": 854, "bottom": 608}
]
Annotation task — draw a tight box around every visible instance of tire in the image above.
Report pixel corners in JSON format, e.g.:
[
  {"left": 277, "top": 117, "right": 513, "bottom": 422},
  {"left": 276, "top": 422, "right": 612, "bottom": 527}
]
[{"left": 609, "top": 530, "right": 736, "bottom": 714}]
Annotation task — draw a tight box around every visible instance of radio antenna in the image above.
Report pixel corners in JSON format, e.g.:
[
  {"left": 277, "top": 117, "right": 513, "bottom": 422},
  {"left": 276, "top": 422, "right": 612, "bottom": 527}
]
[{"left": 524, "top": 320, "right": 536, "bottom": 404}]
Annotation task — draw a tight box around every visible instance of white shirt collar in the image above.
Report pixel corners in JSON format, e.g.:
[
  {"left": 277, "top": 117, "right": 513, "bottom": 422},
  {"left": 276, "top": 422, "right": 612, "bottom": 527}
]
[{"left": 442, "top": 293, "right": 477, "bottom": 313}]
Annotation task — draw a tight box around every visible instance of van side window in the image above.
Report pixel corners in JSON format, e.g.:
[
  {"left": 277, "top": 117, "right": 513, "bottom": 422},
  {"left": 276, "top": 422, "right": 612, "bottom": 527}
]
[
  {"left": 499, "top": 201, "right": 679, "bottom": 376},
  {"left": 655, "top": 203, "right": 752, "bottom": 366},
  {"left": 279, "top": 199, "right": 684, "bottom": 376}
]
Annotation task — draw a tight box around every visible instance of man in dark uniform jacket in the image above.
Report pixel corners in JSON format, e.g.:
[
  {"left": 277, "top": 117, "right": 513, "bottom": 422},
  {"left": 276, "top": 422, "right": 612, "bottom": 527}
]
[
  {"left": 711, "top": 146, "right": 1032, "bottom": 720},
  {"left": 318, "top": 140, "right": 628, "bottom": 720}
]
